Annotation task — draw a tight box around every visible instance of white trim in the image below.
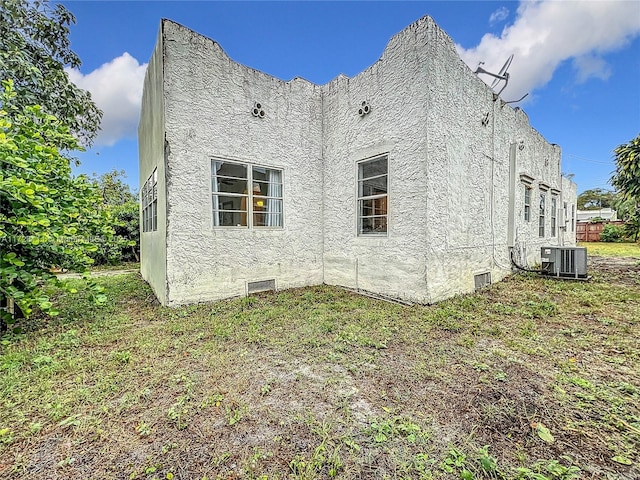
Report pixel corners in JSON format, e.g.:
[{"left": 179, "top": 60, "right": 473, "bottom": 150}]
[
  {"left": 356, "top": 153, "right": 389, "bottom": 237},
  {"left": 519, "top": 173, "right": 535, "bottom": 186},
  {"left": 210, "top": 157, "right": 284, "bottom": 230}
]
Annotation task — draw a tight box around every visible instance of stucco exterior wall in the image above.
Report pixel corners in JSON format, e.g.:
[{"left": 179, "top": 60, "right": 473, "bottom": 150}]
[
  {"left": 420, "top": 23, "right": 503, "bottom": 302},
  {"left": 160, "top": 21, "right": 324, "bottom": 305},
  {"left": 422, "top": 23, "right": 577, "bottom": 301},
  {"left": 322, "top": 18, "right": 433, "bottom": 302},
  {"left": 138, "top": 26, "right": 167, "bottom": 305},
  {"left": 140, "top": 16, "right": 578, "bottom": 306}
]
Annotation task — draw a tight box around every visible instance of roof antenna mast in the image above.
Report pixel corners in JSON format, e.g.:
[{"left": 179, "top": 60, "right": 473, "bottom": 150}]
[{"left": 474, "top": 54, "right": 518, "bottom": 97}]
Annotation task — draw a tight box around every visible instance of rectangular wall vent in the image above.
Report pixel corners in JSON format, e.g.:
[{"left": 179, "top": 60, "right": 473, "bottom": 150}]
[
  {"left": 474, "top": 272, "right": 492, "bottom": 291},
  {"left": 247, "top": 279, "right": 276, "bottom": 294}
]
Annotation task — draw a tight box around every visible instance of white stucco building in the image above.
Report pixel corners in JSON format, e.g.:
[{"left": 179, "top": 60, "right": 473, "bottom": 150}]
[{"left": 139, "top": 16, "right": 577, "bottom": 307}]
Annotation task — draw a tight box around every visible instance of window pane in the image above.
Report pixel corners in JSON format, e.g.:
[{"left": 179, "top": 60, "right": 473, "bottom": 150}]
[
  {"left": 214, "top": 177, "right": 247, "bottom": 194},
  {"left": 360, "top": 216, "right": 387, "bottom": 234},
  {"left": 252, "top": 167, "right": 283, "bottom": 198},
  {"left": 252, "top": 166, "right": 281, "bottom": 183},
  {"left": 253, "top": 212, "right": 283, "bottom": 227},
  {"left": 539, "top": 193, "right": 545, "bottom": 237},
  {"left": 254, "top": 196, "right": 282, "bottom": 211},
  {"left": 359, "top": 157, "right": 387, "bottom": 179},
  {"left": 253, "top": 180, "right": 283, "bottom": 196},
  {"left": 253, "top": 197, "right": 282, "bottom": 227},
  {"left": 213, "top": 211, "right": 247, "bottom": 227},
  {"left": 359, "top": 176, "right": 387, "bottom": 196},
  {"left": 360, "top": 198, "right": 387, "bottom": 216},
  {"left": 213, "top": 195, "right": 246, "bottom": 212},
  {"left": 213, "top": 161, "right": 247, "bottom": 179}
]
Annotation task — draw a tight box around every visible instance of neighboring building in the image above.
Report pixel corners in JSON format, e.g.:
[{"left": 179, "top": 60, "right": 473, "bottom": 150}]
[
  {"left": 576, "top": 208, "right": 617, "bottom": 222},
  {"left": 575, "top": 209, "right": 620, "bottom": 242},
  {"left": 139, "top": 16, "right": 577, "bottom": 307}
]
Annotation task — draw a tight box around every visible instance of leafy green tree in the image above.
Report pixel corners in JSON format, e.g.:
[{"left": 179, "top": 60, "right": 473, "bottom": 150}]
[
  {"left": 90, "top": 170, "right": 139, "bottom": 265},
  {"left": 112, "top": 201, "right": 140, "bottom": 262},
  {"left": 611, "top": 133, "right": 640, "bottom": 201},
  {"left": 576, "top": 188, "right": 615, "bottom": 210},
  {"left": 611, "top": 134, "right": 640, "bottom": 242},
  {"left": 614, "top": 196, "right": 640, "bottom": 242},
  {"left": 95, "top": 169, "right": 136, "bottom": 205},
  {"left": 0, "top": 80, "right": 108, "bottom": 328},
  {"left": 0, "top": 0, "right": 102, "bottom": 145}
]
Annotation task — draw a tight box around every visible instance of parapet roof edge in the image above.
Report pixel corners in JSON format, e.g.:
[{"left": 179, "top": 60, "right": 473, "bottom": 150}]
[
  {"left": 159, "top": 15, "right": 445, "bottom": 88},
  {"left": 324, "top": 15, "right": 440, "bottom": 87},
  {"left": 160, "top": 18, "right": 318, "bottom": 87}
]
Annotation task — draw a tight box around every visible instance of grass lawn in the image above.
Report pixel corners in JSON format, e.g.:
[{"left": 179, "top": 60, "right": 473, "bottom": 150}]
[
  {"left": 1, "top": 261, "right": 639, "bottom": 479},
  {"left": 579, "top": 242, "right": 640, "bottom": 258},
  {"left": 90, "top": 261, "right": 141, "bottom": 272}
]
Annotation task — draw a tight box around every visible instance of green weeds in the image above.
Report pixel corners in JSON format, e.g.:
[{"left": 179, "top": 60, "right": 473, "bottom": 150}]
[{"left": 0, "top": 263, "right": 638, "bottom": 478}]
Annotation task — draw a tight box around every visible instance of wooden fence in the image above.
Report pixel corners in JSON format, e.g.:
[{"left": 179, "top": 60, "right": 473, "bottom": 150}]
[{"left": 576, "top": 220, "right": 625, "bottom": 242}]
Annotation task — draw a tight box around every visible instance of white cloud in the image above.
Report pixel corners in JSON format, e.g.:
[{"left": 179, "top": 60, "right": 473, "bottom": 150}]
[
  {"left": 67, "top": 53, "right": 147, "bottom": 146},
  {"left": 573, "top": 54, "right": 612, "bottom": 83},
  {"left": 457, "top": 1, "right": 640, "bottom": 101},
  {"left": 489, "top": 7, "right": 509, "bottom": 26}
]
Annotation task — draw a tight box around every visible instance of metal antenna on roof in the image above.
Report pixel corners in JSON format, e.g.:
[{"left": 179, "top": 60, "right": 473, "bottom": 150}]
[{"left": 474, "top": 54, "right": 514, "bottom": 96}]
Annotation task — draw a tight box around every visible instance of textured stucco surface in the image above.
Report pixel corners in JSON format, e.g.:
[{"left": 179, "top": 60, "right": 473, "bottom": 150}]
[
  {"left": 138, "top": 26, "right": 167, "bottom": 305},
  {"left": 420, "top": 21, "right": 574, "bottom": 301},
  {"left": 322, "top": 19, "right": 432, "bottom": 302},
  {"left": 139, "top": 16, "right": 578, "bottom": 306},
  {"left": 161, "top": 21, "right": 324, "bottom": 305}
]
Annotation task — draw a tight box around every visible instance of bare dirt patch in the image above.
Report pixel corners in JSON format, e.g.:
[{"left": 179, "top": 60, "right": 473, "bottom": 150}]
[{"left": 588, "top": 255, "right": 640, "bottom": 287}]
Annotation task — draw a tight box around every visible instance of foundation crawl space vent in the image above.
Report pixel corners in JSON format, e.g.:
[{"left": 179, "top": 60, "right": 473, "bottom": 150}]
[
  {"left": 247, "top": 279, "right": 276, "bottom": 294},
  {"left": 474, "top": 272, "right": 492, "bottom": 291}
]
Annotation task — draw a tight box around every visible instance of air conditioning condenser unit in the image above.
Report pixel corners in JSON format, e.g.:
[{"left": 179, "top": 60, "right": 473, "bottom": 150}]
[{"left": 541, "top": 247, "right": 587, "bottom": 279}]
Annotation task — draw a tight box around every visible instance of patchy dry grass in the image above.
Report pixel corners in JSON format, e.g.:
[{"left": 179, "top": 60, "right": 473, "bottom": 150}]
[
  {"left": 1, "top": 259, "right": 639, "bottom": 479},
  {"left": 579, "top": 242, "right": 640, "bottom": 258}
]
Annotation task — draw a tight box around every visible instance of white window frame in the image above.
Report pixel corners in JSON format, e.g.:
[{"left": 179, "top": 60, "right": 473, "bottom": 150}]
[
  {"left": 142, "top": 168, "right": 157, "bottom": 233},
  {"left": 524, "top": 185, "right": 531, "bottom": 222},
  {"left": 551, "top": 195, "right": 557, "bottom": 237},
  {"left": 211, "top": 158, "right": 283, "bottom": 229},
  {"left": 357, "top": 154, "right": 388, "bottom": 236},
  {"left": 539, "top": 191, "right": 546, "bottom": 238}
]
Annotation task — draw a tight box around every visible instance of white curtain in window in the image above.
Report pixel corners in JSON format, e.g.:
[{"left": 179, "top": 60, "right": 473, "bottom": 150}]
[
  {"left": 212, "top": 161, "right": 220, "bottom": 226},
  {"left": 266, "top": 169, "right": 282, "bottom": 227}
]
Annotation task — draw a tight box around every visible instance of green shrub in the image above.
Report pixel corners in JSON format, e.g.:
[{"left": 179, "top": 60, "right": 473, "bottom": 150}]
[{"left": 600, "top": 224, "right": 624, "bottom": 242}]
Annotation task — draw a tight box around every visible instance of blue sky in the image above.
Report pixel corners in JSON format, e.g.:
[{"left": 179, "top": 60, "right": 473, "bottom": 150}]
[{"left": 61, "top": 1, "right": 640, "bottom": 196}]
